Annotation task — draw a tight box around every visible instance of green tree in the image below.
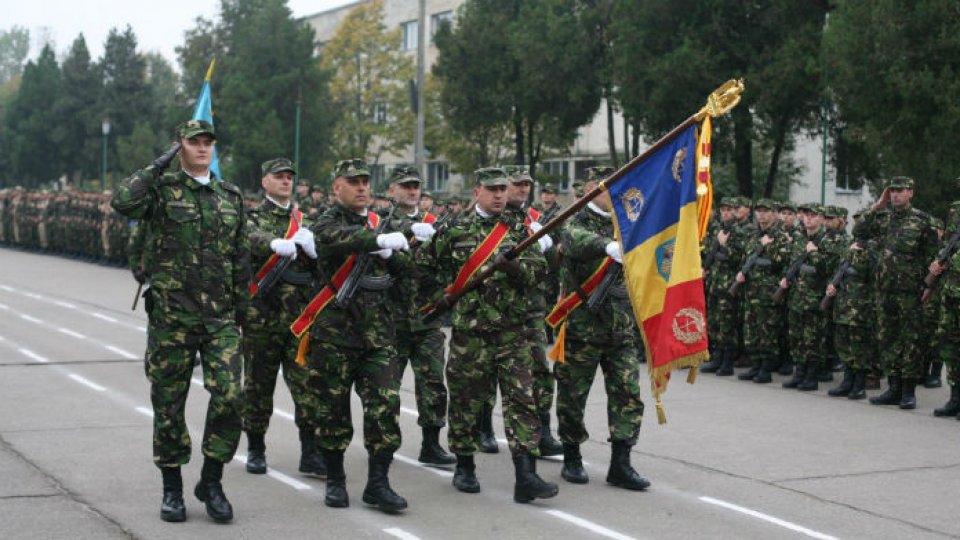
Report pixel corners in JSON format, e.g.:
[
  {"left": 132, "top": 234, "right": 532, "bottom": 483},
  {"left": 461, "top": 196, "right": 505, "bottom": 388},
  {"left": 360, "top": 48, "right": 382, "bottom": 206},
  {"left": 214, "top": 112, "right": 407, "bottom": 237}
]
[
  {"left": 321, "top": 0, "right": 413, "bottom": 165},
  {"left": 99, "top": 26, "right": 152, "bottom": 179},
  {"left": 53, "top": 34, "right": 102, "bottom": 182},
  {"left": 610, "top": 0, "right": 828, "bottom": 198},
  {"left": 825, "top": 0, "right": 960, "bottom": 217},
  {"left": 117, "top": 120, "right": 158, "bottom": 177},
  {"left": 0, "top": 26, "right": 29, "bottom": 84},
  {"left": 144, "top": 52, "right": 180, "bottom": 145},
  {"left": 4, "top": 45, "right": 62, "bottom": 187}
]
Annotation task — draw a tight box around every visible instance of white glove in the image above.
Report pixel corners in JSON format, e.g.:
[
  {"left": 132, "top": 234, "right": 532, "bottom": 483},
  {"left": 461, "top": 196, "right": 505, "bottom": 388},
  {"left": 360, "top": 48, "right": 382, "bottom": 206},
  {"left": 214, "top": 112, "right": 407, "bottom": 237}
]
[
  {"left": 270, "top": 238, "right": 297, "bottom": 259},
  {"left": 605, "top": 241, "right": 623, "bottom": 263},
  {"left": 377, "top": 231, "right": 410, "bottom": 251},
  {"left": 537, "top": 234, "right": 554, "bottom": 252},
  {"left": 529, "top": 221, "right": 544, "bottom": 233},
  {"left": 411, "top": 222, "right": 436, "bottom": 242},
  {"left": 291, "top": 228, "right": 317, "bottom": 259},
  {"left": 371, "top": 248, "right": 393, "bottom": 259}
]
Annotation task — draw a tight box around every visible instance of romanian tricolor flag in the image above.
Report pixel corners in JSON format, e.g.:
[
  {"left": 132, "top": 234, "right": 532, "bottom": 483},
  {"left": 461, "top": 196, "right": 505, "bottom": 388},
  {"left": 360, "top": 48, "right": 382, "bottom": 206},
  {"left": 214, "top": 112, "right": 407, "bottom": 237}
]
[{"left": 607, "top": 123, "right": 710, "bottom": 424}]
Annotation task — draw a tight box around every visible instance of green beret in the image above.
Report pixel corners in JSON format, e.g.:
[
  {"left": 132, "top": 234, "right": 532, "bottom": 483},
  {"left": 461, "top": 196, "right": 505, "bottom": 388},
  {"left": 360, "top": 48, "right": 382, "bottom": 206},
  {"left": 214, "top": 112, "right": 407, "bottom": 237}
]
[
  {"left": 334, "top": 158, "right": 371, "bottom": 178},
  {"left": 177, "top": 119, "right": 216, "bottom": 140},
  {"left": 474, "top": 167, "right": 509, "bottom": 187},
  {"left": 261, "top": 157, "right": 296, "bottom": 176}
]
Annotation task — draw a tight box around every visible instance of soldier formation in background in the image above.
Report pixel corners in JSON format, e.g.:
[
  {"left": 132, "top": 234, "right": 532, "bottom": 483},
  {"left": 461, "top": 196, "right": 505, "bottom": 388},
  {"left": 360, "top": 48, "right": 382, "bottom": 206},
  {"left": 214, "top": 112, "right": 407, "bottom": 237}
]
[{"left": 5, "top": 120, "right": 959, "bottom": 525}]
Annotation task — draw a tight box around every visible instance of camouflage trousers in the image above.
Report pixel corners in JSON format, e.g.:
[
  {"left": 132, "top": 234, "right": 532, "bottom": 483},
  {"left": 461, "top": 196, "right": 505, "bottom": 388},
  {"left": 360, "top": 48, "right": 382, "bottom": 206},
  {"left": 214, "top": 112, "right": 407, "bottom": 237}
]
[
  {"left": 145, "top": 321, "right": 242, "bottom": 467},
  {"left": 242, "top": 324, "right": 318, "bottom": 434},
  {"left": 742, "top": 294, "right": 785, "bottom": 360},
  {"left": 526, "top": 321, "right": 554, "bottom": 416},
  {"left": 787, "top": 307, "right": 827, "bottom": 368},
  {"left": 554, "top": 338, "right": 644, "bottom": 445},
  {"left": 936, "top": 296, "right": 960, "bottom": 386},
  {"left": 308, "top": 339, "right": 401, "bottom": 455},
  {"left": 394, "top": 327, "right": 449, "bottom": 428},
  {"left": 447, "top": 329, "right": 541, "bottom": 457},
  {"left": 877, "top": 291, "right": 924, "bottom": 378},
  {"left": 707, "top": 287, "right": 741, "bottom": 348},
  {"left": 834, "top": 324, "right": 876, "bottom": 372}
]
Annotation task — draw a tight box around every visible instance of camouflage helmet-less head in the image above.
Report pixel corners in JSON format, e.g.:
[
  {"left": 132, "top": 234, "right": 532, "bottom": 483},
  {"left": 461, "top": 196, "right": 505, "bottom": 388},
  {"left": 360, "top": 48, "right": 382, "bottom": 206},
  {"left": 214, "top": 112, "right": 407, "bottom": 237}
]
[
  {"left": 177, "top": 119, "right": 216, "bottom": 140},
  {"left": 389, "top": 164, "right": 422, "bottom": 185},
  {"left": 334, "top": 158, "right": 371, "bottom": 179},
  {"left": 754, "top": 198, "right": 777, "bottom": 210},
  {"left": 886, "top": 176, "right": 914, "bottom": 190},
  {"left": 502, "top": 165, "right": 533, "bottom": 183},
  {"left": 261, "top": 157, "right": 296, "bottom": 176},
  {"left": 586, "top": 166, "right": 614, "bottom": 183},
  {"left": 474, "top": 167, "right": 509, "bottom": 187}
]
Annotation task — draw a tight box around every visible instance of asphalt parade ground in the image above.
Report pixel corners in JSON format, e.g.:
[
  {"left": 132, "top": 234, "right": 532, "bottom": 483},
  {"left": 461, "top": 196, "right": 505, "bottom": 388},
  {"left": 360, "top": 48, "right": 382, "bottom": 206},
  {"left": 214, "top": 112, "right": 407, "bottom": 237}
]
[{"left": 1, "top": 247, "right": 959, "bottom": 540}]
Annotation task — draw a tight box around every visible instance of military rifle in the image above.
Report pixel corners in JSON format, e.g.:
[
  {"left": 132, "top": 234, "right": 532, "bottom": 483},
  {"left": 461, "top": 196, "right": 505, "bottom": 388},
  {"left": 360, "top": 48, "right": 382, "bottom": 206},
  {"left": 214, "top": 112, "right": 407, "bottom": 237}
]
[
  {"left": 772, "top": 251, "right": 811, "bottom": 304},
  {"left": 923, "top": 228, "right": 960, "bottom": 288},
  {"left": 727, "top": 240, "right": 766, "bottom": 297},
  {"left": 586, "top": 261, "right": 623, "bottom": 312},
  {"left": 702, "top": 223, "right": 732, "bottom": 270},
  {"left": 336, "top": 203, "right": 397, "bottom": 307},
  {"left": 819, "top": 258, "right": 853, "bottom": 312},
  {"left": 255, "top": 210, "right": 303, "bottom": 297}
]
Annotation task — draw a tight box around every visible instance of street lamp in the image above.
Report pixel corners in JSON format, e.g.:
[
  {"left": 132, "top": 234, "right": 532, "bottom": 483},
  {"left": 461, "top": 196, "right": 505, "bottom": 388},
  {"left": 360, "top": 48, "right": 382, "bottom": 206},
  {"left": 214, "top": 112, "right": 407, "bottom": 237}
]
[{"left": 101, "top": 119, "right": 111, "bottom": 190}]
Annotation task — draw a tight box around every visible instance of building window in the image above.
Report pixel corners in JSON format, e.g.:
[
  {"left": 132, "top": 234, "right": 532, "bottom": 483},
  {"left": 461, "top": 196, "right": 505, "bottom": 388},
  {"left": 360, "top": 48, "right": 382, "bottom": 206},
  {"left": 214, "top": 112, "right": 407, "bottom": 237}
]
[
  {"left": 401, "top": 20, "right": 418, "bottom": 51},
  {"left": 431, "top": 11, "right": 453, "bottom": 43},
  {"left": 541, "top": 160, "right": 571, "bottom": 192},
  {"left": 373, "top": 102, "right": 387, "bottom": 125},
  {"left": 427, "top": 161, "right": 449, "bottom": 192},
  {"left": 369, "top": 164, "right": 386, "bottom": 189}
]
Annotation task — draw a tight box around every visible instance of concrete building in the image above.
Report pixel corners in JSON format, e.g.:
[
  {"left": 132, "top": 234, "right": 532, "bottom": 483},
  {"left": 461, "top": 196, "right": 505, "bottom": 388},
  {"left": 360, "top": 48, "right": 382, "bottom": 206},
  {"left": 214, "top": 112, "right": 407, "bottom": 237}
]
[{"left": 303, "top": 0, "right": 870, "bottom": 214}]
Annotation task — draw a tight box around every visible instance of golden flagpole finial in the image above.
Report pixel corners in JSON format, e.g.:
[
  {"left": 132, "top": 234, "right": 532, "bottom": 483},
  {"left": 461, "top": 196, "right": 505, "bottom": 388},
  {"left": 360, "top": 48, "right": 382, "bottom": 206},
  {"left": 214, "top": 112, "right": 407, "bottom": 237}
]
[
  {"left": 695, "top": 79, "right": 745, "bottom": 121},
  {"left": 205, "top": 58, "right": 217, "bottom": 81}
]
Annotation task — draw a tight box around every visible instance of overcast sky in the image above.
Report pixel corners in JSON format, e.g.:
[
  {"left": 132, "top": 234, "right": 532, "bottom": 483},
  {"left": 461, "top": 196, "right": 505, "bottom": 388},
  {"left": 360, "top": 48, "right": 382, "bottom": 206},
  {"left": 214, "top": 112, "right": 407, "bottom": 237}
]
[{"left": 3, "top": 0, "right": 356, "bottom": 68}]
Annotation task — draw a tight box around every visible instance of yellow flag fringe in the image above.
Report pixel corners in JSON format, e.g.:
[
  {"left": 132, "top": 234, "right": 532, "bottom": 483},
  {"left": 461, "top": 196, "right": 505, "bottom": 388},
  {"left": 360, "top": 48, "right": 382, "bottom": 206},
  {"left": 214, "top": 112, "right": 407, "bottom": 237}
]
[
  {"left": 295, "top": 334, "right": 310, "bottom": 366},
  {"left": 649, "top": 349, "right": 711, "bottom": 424},
  {"left": 546, "top": 321, "right": 567, "bottom": 363}
]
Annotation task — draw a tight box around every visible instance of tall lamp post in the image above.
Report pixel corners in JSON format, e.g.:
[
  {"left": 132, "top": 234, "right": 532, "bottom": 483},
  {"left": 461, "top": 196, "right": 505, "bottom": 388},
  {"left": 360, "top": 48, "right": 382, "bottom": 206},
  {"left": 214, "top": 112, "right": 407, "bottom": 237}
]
[{"left": 101, "top": 119, "right": 111, "bottom": 190}]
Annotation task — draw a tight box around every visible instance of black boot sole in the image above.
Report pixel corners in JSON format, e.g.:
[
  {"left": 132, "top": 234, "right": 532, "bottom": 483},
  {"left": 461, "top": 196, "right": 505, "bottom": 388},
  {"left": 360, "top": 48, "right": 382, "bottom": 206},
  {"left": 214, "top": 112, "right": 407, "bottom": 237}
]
[
  {"left": 514, "top": 484, "right": 559, "bottom": 503},
  {"left": 193, "top": 485, "right": 233, "bottom": 523},
  {"left": 362, "top": 491, "right": 408, "bottom": 513},
  {"left": 324, "top": 485, "right": 350, "bottom": 508},
  {"left": 561, "top": 467, "right": 589, "bottom": 484},
  {"left": 606, "top": 477, "right": 651, "bottom": 491},
  {"left": 160, "top": 510, "right": 186, "bottom": 523},
  {"left": 418, "top": 452, "right": 457, "bottom": 466}
]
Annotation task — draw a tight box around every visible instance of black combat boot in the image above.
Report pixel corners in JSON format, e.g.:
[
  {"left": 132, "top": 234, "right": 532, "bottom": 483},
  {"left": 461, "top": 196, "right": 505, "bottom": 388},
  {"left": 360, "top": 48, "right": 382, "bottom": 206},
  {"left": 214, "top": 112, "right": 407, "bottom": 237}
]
[
  {"left": 560, "top": 443, "right": 588, "bottom": 484},
  {"left": 869, "top": 375, "right": 902, "bottom": 405},
  {"left": 513, "top": 454, "right": 559, "bottom": 503},
  {"left": 752, "top": 357, "right": 774, "bottom": 384},
  {"left": 738, "top": 360, "right": 761, "bottom": 381},
  {"left": 778, "top": 359, "right": 794, "bottom": 376},
  {"left": 899, "top": 378, "right": 917, "bottom": 410},
  {"left": 160, "top": 466, "right": 186, "bottom": 523},
  {"left": 419, "top": 426, "right": 456, "bottom": 466},
  {"left": 606, "top": 441, "right": 651, "bottom": 491},
  {"left": 782, "top": 364, "right": 806, "bottom": 389},
  {"left": 298, "top": 428, "right": 327, "bottom": 476},
  {"left": 699, "top": 348, "right": 724, "bottom": 373},
  {"left": 362, "top": 453, "right": 408, "bottom": 513},
  {"left": 538, "top": 413, "right": 563, "bottom": 457},
  {"left": 245, "top": 432, "right": 267, "bottom": 474},
  {"left": 924, "top": 362, "right": 943, "bottom": 388},
  {"left": 452, "top": 454, "right": 481, "bottom": 493},
  {"left": 322, "top": 450, "right": 349, "bottom": 508},
  {"left": 817, "top": 359, "right": 834, "bottom": 382},
  {"left": 934, "top": 385, "right": 960, "bottom": 417},
  {"left": 194, "top": 457, "right": 233, "bottom": 523},
  {"left": 716, "top": 347, "right": 735, "bottom": 376},
  {"left": 828, "top": 368, "right": 854, "bottom": 397},
  {"left": 847, "top": 370, "right": 867, "bottom": 400},
  {"left": 797, "top": 366, "right": 819, "bottom": 391},
  {"left": 478, "top": 404, "right": 499, "bottom": 454}
]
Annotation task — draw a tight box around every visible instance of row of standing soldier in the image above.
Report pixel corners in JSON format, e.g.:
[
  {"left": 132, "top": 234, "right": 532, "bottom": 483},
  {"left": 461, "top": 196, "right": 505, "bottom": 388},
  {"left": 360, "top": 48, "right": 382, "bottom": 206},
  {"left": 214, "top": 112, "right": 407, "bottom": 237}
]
[
  {"left": 108, "top": 119, "right": 650, "bottom": 525},
  {"left": 700, "top": 178, "right": 960, "bottom": 418}
]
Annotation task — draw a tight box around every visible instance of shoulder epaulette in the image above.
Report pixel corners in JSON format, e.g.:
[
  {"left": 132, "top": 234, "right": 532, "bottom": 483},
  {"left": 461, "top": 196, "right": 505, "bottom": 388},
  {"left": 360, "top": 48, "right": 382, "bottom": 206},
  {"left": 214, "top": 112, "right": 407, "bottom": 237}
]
[{"left": 220, "top": 181, "right": 243, "bottom": 198}]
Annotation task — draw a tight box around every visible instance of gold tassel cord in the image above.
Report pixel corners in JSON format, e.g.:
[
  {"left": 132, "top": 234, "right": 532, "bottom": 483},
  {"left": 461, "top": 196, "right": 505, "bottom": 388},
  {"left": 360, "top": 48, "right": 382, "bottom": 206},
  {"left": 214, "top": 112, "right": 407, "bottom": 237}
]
[
  {"left": 546, "top": 321, "right": 566, "bottom": 363},
  {"left": 656, "top": 398, "right": 666, "bottom": 425},
  {"left": 295, "top": 334, "right": 310, "bottom": 366},
  {"left": 687, "top": 365, "right": 698, "bottom": 384}
]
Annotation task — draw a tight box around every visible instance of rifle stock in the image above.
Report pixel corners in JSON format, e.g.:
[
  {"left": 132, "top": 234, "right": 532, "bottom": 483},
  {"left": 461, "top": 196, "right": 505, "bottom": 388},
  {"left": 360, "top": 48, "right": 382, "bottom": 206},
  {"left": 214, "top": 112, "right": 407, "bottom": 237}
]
[
  {"left": 924, "top": 230, "right": 960, "bottom": 287},
  {"left": 819, "top": 258, "right": 852, "bottom": 312},
  {"left": 772, "top": 252, "right": 809, "bottom": 304}
]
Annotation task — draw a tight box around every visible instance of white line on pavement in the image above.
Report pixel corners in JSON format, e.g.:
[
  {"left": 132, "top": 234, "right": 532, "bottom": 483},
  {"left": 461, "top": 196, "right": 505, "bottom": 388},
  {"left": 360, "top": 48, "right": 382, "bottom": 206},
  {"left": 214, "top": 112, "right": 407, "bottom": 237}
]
[
  {"left": 18, "top": 348, "right": 48, "bottom": 363},
  {"left": 400, "top": 406, "right": 419, "bottom": 417},
  {"left": 19, "top": 314, "right": 43, "bottom": 323},
  {"left": 24, "top": 292, "right": 43, "bottom": 300},
  {"left": 232, "top": 455, "right": 312, "bottom": 490},
  {"left": 0, "top": 302, "right": 9, "bottom": 310},
  {"left": 274, "top": 408, "right": 294, "bottom": 421},
  {"left": 91, "top": 312, "right": 118, "bottom": 323},
  {"left": 699, "top": 496, "right": 838, "bottom": 540},
  {"left": 392, "top": 453, "right": 453, "bottom": 478},
  {"left": 135, "top": 407, "right": 154, "bottom": 418},
  {"left": 57, "top": 327, "right": 86, "bottom": 339},
  {"left": 545, "top": 510, "right": 636, "bottom": 540},
  {"left": 68, "top": 373, "right": 106, "bottom": 392},
  {"left": 0, "top": 285, "right": 12, "bottom": 291},
  {"left": 105, "top": 345, "right": 138, "bottom": 359},
  {"left": 383, "top": 528, "right": 422, "bottom": 540},
  {"left": 54, "top": 300, "right": 76, "bottom": 308}
]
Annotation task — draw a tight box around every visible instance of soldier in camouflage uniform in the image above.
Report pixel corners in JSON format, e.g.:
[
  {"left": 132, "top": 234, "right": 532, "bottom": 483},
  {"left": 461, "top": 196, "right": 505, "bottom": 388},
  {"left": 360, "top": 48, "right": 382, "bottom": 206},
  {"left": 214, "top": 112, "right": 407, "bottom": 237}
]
[
  {"left": 854, "top": 177, "right": 938, "bottom": 409},
  {"left": 819, "top": 205, "right": 850, "bottom": 381},
  {"left": 731, "top": 198, "right": 792, "bottom": 383},
  {"left": 417, "top": 167, "right": 558, "bottom": 504},
  {"left": 111, "top": 120, "right": 249, "bottom": 524},
  {"left": 700, "top": 197, "right": 742, "bottom": 375},
  {"left": 825, "top": 218, "right": 878, "bottom": 400},
  {"left": 381, "top": 164, "right": 456, "bottom": 466},
  {"left": 241, "top": 158, "right": 325, "bottom": 478},
  {"left": 552, "top": 177, "right": 650, "bottom": 491},
  {"left": 920, "top": 217, "right": 945, "bottom": 389},
  {"left": 419, "top": 190, "right": 435, "bottom": 214},
  {"left": 503, "top": 164, "right": 563, "bottom": 458},
  {"left": 295, "top": 179, "right": 313, "bottom": 215},
  {"left": 778, "top": 204, "right": 843, "bottom": 391},
  {"left": 927, "top": 189, "right": 960, "bottom": 418},
  {"left": 304, "top": 158, "right": 410, "bottom": 513}
]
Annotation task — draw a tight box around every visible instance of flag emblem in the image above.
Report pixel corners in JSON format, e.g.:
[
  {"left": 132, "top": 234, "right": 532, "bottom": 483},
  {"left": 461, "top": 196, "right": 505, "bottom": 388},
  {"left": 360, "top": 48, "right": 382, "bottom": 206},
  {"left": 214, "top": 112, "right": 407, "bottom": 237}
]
[
  {"left": 620, "top": 188, "right": 645, "bottom": 222},
  {"left": 655, "top": 239, "right": 675, "bottom": 281},
  {"left": 671, "top": 307, "right": 706, "bottom": 344},
  {"left": 672, "top": 148, "right": 688, "bottom": 182}
]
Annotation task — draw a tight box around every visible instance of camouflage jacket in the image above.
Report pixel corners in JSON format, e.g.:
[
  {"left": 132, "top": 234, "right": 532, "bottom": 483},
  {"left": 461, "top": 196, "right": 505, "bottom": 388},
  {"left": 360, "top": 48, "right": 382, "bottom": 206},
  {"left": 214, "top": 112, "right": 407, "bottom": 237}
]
[
  {"left": 832, "top": 240, "right": 877, "bottom": 327},
  {"left": 245, "top": 199, "right": 316, "bottom": 330},
  {"left": 936, "top": 202, "right": 960, "bottom": 298},
  {"left": 741, "top": 221, "right": 793, "bottom": 302},
  {"left": 111, "top": 168, "right": 250, "bottom": 332},
  {"left": 559, "top": 205, "right": 636, "bottom": 345},
  {"left": 706, "top": 219, "right": 746, "bottom": 295},
  {"left": 307, "top": 202, "right": 410, "bottom": 349},
  {"left": 382, "top": 206, "right": 441, "bottom": 331},
  {"left": 504, "top": 203, "right": 549, "bottom": 322},
  {"left": 417, "top": 207, "right": 546, "bottom": 334},
  {"left": 853, "top": 205, "right": 938, "bottom": 293},
  {"left": 533, "top": 201, "right": 564, "bottom": 225},
  {"left": 786, "top": 226, "right": 843, "bottom": 312}
]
